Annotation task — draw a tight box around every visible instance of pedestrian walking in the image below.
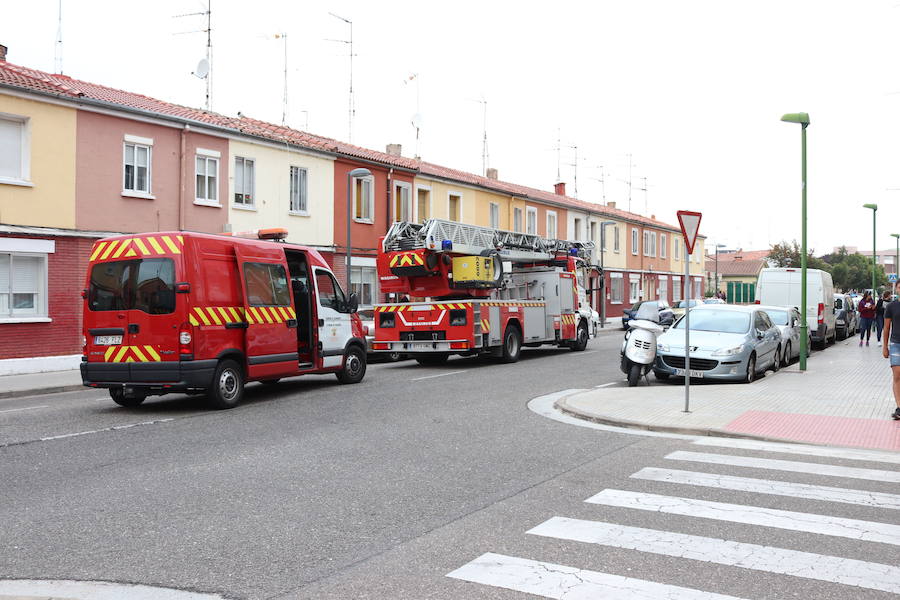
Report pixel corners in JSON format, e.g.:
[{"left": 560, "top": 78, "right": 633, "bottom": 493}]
[
  {"left": 858, "top": 291, "right": 876, "bottom": 346},
  {"left": 875, "top": 290, "right": 891, "bottom": 342},
  {"left": 881, "top": 298, "right": 900, "bottom": 420}
]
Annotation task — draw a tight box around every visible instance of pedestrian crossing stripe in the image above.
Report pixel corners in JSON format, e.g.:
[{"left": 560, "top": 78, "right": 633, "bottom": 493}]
[
  {"left": 188, "top": 306, "right": 296, "bottom": 326},
  {"left": 691, "top": 437, "right": 900, "bottom": 464},
  {"left": 90, "top": 235, "right": 185, "bottom": 261},
  {"left": 102, "top": 345, "right": 162, "bottom": 362}
]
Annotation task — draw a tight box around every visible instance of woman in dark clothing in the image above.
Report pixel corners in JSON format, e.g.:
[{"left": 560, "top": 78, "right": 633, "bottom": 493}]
[
  {"left": 858, "top": 291, "right": 876, "bottom": 346},
  {"left": 875, "top": 291, "right": 891, "bottom": 342}
]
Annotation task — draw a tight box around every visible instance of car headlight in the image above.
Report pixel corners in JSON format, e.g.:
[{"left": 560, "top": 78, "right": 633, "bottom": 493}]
[
  {"left": 712, "top": 345, "right": 744, "bottom": 357},
  {"left": 657, "top": 343, "right": 670, "bottom": 352}
]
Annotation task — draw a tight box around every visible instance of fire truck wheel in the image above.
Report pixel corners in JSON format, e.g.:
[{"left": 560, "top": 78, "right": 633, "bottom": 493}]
[
  {"left": 109, "top": 388, "right": 145, "bottom": 407},
  {"left": 415, "top": 353, "right": 450, "bottom": 365},
  {"left": 336, "top": 345, "right": 367, "bottom": 384},
  {"left": 500, "top": 325, "right": 522, "bottom": 363},
  {"left": 571, "top": 322, "right": 589, "bottom": 351},
  {"left": 207, "top": 359, "right": 244, "bottom": 410}
]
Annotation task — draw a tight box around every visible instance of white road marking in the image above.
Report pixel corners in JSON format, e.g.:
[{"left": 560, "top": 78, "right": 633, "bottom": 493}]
[
  {"left": 575, "top": 349, "right": 599, "bottom": 356},
  {"left": 594, "top": 382, "right": 617, "bottom": 388},
  {"left": 0, "top": 405, "right": 48, "bottom": 415},
  {"left": 585, "top": 489, "right": 900, "bottom": 545},
  {"left": 0, "top": 418, "right": 175, "bottom": 448},
  {"left": 410, "top": 370, "right": 468, "bottom": 381},
  {"left": 691, "top": 437, "right": 900, "bottom": 465},
  {"left": 632, "top": 467, "right": 900, "bottom": 510},
  {"left": 667, "top": 450, "right": 900, "bottom": 483},
  {"left": 447, "top": 552, "right": 747, "bottom": 600},
  {"left": 0, "top": 579, "right": 227, "bottom": 599},
  {"left": 528, "top": 517, "right": 900, "bottom": 594}
]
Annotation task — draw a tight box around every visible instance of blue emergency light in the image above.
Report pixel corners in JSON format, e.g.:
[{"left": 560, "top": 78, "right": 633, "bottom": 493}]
[
  {"left": 442, "top": 240, "right": 453, "bottom": 251},
  {"left": 569, "top": 248, "right": 579, "bottom": 255}
]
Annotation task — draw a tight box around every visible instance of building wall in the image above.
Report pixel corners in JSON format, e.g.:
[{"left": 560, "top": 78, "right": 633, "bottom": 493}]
[
  {"left": 0, "top": 93, "right": 76, "bottom": 228},
  {"left": 415, "top": 178, "right": 475, "bottom": 224},
  {"left": 227, "top": 139, "right": 334, "bottom": 247},
  {"left": 75, "top": 110, "right": 228, "bottom": 234},
  {"left": 473, "top": 188, "right": 511, "bottom": 229}
]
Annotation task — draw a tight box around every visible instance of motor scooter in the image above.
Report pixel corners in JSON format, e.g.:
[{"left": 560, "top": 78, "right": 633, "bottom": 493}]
[{"left": 620, "top": 301, "right": 665, "bottom": 386}]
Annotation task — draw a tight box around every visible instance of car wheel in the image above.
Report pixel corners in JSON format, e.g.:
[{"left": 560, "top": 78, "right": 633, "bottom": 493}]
[
  {"left": 415, "top": 353, "right": 450, "bottom": 366},
  {"left": 207, "top": 359, "right": 244, "bottom": 410},
  {"left": 745, "top": 353, "right": 757, "bottom": 383},
  {"left": 336, "top": 345, "right": 367, "bottom": 384},
  {"left": 500, "top": 324, "right": 523, "bottom": 363},
  {"left": 627, "top": 363, "right": 642, "bottom": 387},
  {"left": 782, "top": 342, "right": 791, "bottom": 368},
  {"left": 771, "top": 346, "right": 780, "bottom": 372},
  {"left": 109, "top": 388, "right": 145, "bottom": 407},
  {"left": 571, "top": 322, "right": 589, "bottom": 351}
]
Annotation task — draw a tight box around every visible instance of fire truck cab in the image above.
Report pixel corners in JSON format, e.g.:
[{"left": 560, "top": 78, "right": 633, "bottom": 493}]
[{"left": 81, "top": 229, "right": 366, "bottom": 409}]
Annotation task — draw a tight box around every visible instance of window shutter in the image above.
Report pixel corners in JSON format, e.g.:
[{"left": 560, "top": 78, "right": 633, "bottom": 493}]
[{"left": 12, "top": 256, "right": 40, "bottom": 292}]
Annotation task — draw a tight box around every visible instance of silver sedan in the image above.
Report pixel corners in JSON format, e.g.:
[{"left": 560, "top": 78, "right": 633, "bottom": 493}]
[{"left": 757, "top": 305, "right": 805, "bottom": 366}]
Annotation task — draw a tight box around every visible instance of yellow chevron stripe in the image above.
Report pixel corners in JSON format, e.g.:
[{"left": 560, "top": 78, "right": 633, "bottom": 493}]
[
  {"left": 287, "top": 307, "right": 296, "bottom": 318},
  {"left": 89, "top": 242, "right": 107, "bottom": 261},
  {"left": 111, "top": 238, "right": 132, "bottom": 259},
  {"left": 389, "top": 256, "right": 399, "bottom": 267},
  {"left": 146, "top": 236, "right": 166, "bottom": 255},
  {"left": 215, "top": 307, "right": 230, "bottom": 323},
  {"left": 104, "top": 346, "right": 117, "bottom": 361},
  {"left": 205, "top": 307, "right": 222, "bottom": 325},
  {"left": 250, "top": 307, "right": 263, "bottom": 323},
  {"left": 227, "top": 307, "right": 241, "bottom": 322},
  {"left": 100, "top": 240, "right": 119, "bottom": 260},
  {"left": 144, "top": 346, "right": 161, "bottom": 361},
  {"left": 189, "top": 314, "right": 199, "bottom": 326},
  {"left": 131, "top": 346, "right": 148, "bottom": 362},
  {"left": 161, "top": 235, "right": 180, "bottom": 254},
  {"left": 194, "top": 308, "right": 211, "bottom": 326},
  {"left": 133, "top": 237, "right": 151, "bottom": 255},
  {"left": 113, "top": 346, "right": 129, "bottom": 363},
  {"left": 177, "top": 235, "right": 184, "bottom": 244}
]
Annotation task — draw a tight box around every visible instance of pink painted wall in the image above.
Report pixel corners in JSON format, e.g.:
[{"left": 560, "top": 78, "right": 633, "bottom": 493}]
[{"left": 75, "top": 111, "right": 228, "bottom": 234}]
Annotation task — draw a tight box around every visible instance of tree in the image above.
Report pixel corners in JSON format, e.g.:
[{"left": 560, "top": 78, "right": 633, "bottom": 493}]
[
  {"left": 767, "top": 240, "right": 831, "bottom": 272},
  {"left": 830, "top": 252, "right": 887, "bottom": 291}
]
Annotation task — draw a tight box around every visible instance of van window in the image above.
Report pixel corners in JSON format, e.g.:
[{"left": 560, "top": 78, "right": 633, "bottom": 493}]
[
  {"left": 89, "top": 258, "right": 176, "bottom": 314},
  {"left": 243, "top": 262, "right": 291, "bottom": 306},
  {"left": 315, "top": 269, "right": 345, "bottom": 310}
]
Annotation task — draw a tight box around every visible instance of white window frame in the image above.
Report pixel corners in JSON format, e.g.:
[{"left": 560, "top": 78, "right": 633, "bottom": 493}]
[
  {"left": 0, "top": 112, "right": 31, "bottom": 187},
  {"left": 673, "top": 276, "right": 682, "bottom": 302},
  {"left": 610, "top": 272, "right": 624, "bottom": 304},
  {"left": 660, "top": 233, "right": 667, "bottom": 259},
  {"left": 574, "top": 218, "right": 583, "bottom": 241},
  {"left": 658, "top": 275, "right": 668, "bottom": 302},
  {"left": 628, "top": 274, "right": 641, "bottom": 304},
  {"left": 0, "top": 238, "right": 53, "bottom": 323},
  {"left": 513, "top": 207, "right": 523, "bottom": 233},
  {"left": 526, "top": 206, "right": 537, "bottom": 235},
  {"left": 642, "top": 231, "right": 650, "bottom": 256},
  {"left": 123, "top": 135, "right": 154, "bottom": 199},
  {"left": 394, "top": 181, "right": 412, "bottom": 223},
  {"left": 194, "top": 148, "right": 220, "bottom": 207},
  {"left": 353, "top": 175, "right": 375, "bottom": 223},
  {"left": 414, "top": 184, "right": 431, "bottom": 223},
  {"left": 233, "top": 156, "right": 256, "bottom": 209},
  {"left": 489, "top": 202, "right": 500, "bottom": 229},
  {"left": 674, "top": 238, "right": 681, "bottom": 260},
  {"left": 447, "top": 191, "right": 463, "bottom": 222},
  {"left": 349, "top": 259, "right": 378, "bottom": 309},
  {"left": 289, "top": 165, "right": 309, "bottom": 215},
  {"left": 614, "top": 226, "right": 620, "bottom": 253},
  {"left": 546, "top": 211, "right": 558, "bottom": 238},
  {"left": 631, "top": 228, "right": 639, "bottom": 256}
]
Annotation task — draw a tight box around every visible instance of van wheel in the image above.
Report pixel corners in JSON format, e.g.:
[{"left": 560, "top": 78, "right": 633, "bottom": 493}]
[
  {"left": 109, "top": 388, "right": 144, "bottom": 407},
  {"left": 336, "top": 345, "right": 366, "bottom": 384},
  {"left": 500, "top": 324, "right": 523, "bottom": 363},
  {"left": 571, "top": 322, "right": 589, "bottom": 351},
  {"left": 207, "top": 359, "right": 244, "bottom": 410}
]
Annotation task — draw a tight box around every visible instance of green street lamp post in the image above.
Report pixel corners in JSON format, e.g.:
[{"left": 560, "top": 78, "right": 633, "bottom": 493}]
[
  {"left": 891, "top": 233, "right": 899, "bottom": 293},
  {"left": 864, "top": 203, "right": 878, "bottom": 294},
  {"left": 781, "top": 112, "right": 810, "bottom": 370}
]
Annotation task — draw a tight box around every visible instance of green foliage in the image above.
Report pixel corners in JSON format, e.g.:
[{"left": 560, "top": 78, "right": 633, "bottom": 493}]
[{"left": 767, "top": 240, "right": 830, "bottom": 271}]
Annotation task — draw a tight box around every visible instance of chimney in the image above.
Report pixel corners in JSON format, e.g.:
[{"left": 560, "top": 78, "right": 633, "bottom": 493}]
[
  {"left": 0, "top": 44, "right": 7, "bottom": 62},
  {"left": 607, "top": 201, "right": 616, "bottom": 209},
  {"left": 650, "top": 214, "right": 656, "bottom": 220},
  {"left": 386, "top": 143, "right": 402, "bottom": 157},
  {"left": 486, "top": 167, "right": 498, "bottom": 180},
  {"left": 554, "top": 181, "right": 566, "bottom": 196}
]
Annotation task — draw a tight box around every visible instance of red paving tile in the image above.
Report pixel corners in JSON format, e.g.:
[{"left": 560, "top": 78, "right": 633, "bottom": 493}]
[{"left": 725, "top": 410, "right": 900, "bottom": 451}]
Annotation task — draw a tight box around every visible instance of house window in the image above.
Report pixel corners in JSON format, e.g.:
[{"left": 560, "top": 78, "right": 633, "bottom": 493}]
[
  {"left": 674, "top": 238, "right": 681, "bottom": 260},
  {"left": 234, "top": 156, "right": 255, "bottom": 207},
  {"left": 489, "top": 202, "right": 500, "bottom": 229},
  {"left": 124, "top": 138, "right": 152, "bottom": 194},
  {"left": 660, "top": 233, "right": 667, "bottom": 259},
  {"left": 289, "top": 166, "right": 308, "bottom": 214},
  {"left": 610, "top": 273, "right": 624, "bottom": 304},
  {"left": 632, "top": 228, "right": 639, "bottom": 255},
  {"left": 513, "top": 207, "right": 523, "bottom": 232},
  {"left": 546, "top": 211, "right": 557, "bottom": 238},
  {"left": 350, "top": 266, "right": 377, "bottom": 307},
  {"left": 195, "top": 150, "right": 219, "bottom": 206},
  {"left": 0, "top": 252, "right": 48, "bottom": 319},
  {"left": 0, "top": 114, "right": 29, "bottom": 184},
  {"left": 673, "top": 277, "right": 682, "bottom": 301},
  {"left": 353, "top": 175, "right": 374, "bottom": 222},
  {"left": 659, "top": 276, "right": 668, "bottom": 302},
  {"left": 448, "top": 193, "right": 462, "bottom": 222},
  {"left": 574, "top": 218, "right": 583, "bottom": 240},
  {"left": 394, "top": 182, "right": 411, "bottom": 222},
  {"left": 629, "top": 275, "right": 641, "bottom": 303},
  {"left": 614, "top": 227, "right": 620, "bottom": 252},
  {"left": 416, "top": 187, "right": 430, "bottom": 222},
  {"left": 526, "top": 207, "right": 537, "bottom": 235},
  {"left": 589, "top": 221, "right": 597, "bottom": 245},
  {"left": 650, "top": 232, "right": 656, "bottom": 257}
]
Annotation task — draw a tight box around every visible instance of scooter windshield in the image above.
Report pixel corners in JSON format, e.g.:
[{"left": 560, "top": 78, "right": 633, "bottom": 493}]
[{"left": 634, "top": 301, "right": 660, "bottom": 323}]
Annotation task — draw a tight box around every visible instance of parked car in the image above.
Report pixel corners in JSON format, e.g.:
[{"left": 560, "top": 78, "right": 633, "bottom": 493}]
[
  {"left": 758, "top": 305, "right": 804, "bottom": 366},
  {"left": 755, "top": 267, "right": 836, "bottom": 349},
  {"left": 833, "top": 294, "right": 858, "bottom": 340},
  {"left": 358, "top": 308, "right": 406, "bottom": 362},
  {"left": 703, "top": 298, "right": 726, "bottom": 304},
  {"left": 622, "top": 300, "right": 674, "bottom": 330},
  {"left": 671, "top": 299, "right": 702, "bottom": 318},
  {"left": 654, "top": 304, "right": 782, "bottom": 383}
]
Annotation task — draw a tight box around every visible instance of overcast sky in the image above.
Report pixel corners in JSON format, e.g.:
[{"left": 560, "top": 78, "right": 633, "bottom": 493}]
[{"left": 6, "top": 1, "right": 900, "bottom": 254}]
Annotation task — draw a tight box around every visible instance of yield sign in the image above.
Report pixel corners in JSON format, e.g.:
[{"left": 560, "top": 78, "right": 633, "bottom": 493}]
[{"left": 677, "top": 210, "right": 702, "bottom": 255}]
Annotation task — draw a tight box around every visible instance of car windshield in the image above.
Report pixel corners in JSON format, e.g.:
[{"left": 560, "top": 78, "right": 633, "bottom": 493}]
[
  {"left": 672, "top": 309, "right": 750, "bottom": 333},
  {"left": 765, "top": 310, "right": 789, "bottom": 326},
  {"left": 677, "top": 300, "right": 699, "bottom": 309},
  {"left": 629, "top": 301, "right": 644, "bottom": 311},
  {"left": 634, "top": 301, "right": 660, "bottom": 322}
]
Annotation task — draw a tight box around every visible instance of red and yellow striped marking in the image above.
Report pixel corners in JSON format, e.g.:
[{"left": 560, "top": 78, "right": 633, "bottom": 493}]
[
  {"left": 188, "top": 306, "right": 296, "bottom": 326},
  {"left": 245, "top": 305, "right": 296, "bottom": 325},
  {"left": 90, "top": 235, "right": 185, "bottom": 261},
  {"left": 480, "top": 319, "right": 491, "bottom": 332},
  {"left": 389, "top": 252, "right": 426, "bottom": 268},
  {"left": 102, "top": 345, "right": 162, "bottom": 363},
  {"left": 560, "top": 314, "right": 578, "bottom": 325},
  {"left": 480, "top": 301, "right": 547, "bottom": 307}
]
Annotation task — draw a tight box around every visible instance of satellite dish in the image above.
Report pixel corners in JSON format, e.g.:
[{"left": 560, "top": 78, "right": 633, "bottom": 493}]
[
  {"left": 192, "top": 58, "right": 210, "bottom": 79},
  {"left": 411, "top": 113, "right": 424, "bottom": 129}
]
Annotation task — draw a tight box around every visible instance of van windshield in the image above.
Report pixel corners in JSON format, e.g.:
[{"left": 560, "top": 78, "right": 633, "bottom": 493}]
[{"left": 89, "top": 258, "right": 176, "bottom": 314}]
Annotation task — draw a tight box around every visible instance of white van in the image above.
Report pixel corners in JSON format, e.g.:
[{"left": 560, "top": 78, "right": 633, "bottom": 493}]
[{"left": 755, "top": 268, "right": 835, "bottom": 349}]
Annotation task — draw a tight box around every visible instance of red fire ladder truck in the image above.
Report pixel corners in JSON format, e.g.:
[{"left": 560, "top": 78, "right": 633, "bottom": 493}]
[{"left": 371, "top": 219, "right": 599, "bottom": 365}]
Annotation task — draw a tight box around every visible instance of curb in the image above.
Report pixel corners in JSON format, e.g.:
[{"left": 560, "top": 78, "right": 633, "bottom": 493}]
[{"left": 0, "top": 384, "right": 86, "bottom": 401}]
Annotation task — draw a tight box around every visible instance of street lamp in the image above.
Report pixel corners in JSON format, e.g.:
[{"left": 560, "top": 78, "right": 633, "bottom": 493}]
[
  {"left": 599, "top": 220, "right": 616, "bottom": 328},
  {"left": 714, "top": 243, "right": 726, "bottom": 298},
  {"left": 891, "top": 233, "right": 899, "bottom": 292},
  {"left": 346, "top": 167, "right": 372, "bottom": 291},
  {"left": 863, "top": 203, "right": 878, "bottom": 294},
  {"left": 781, "top": 112, "right": 810, "bottom": 370}
]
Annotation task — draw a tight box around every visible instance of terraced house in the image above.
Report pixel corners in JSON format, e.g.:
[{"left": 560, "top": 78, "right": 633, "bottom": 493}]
[{"left": 0, "top": 48, "right": 702, "bottom": 372}]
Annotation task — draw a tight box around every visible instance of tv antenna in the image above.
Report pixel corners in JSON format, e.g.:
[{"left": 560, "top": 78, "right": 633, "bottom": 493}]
[
  {"left": 476, "top": 97, "right": 489, "bottom": 176},
  {"left": 174, "top": 2, "right": 213, "bottom": 110},
  {"left": 636, "top": 176, "right": 652, "bottom": 215},
  {"left": 405, "top": 73, "right": 422, "bottom": 158},
  {"left": 54, "top": 0, "right": 63, "bottom": 74},
  {"left": 270, "top": 33, "right": 289, "bottom": 125},
  {"left": 326, "top": 12, "right": 355, "bottom": 142},
  {"left": 589, "top": 165, "right": 607, "bottom": 205}
]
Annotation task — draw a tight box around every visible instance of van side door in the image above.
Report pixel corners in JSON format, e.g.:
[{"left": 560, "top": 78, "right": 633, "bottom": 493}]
[
  {"left": 234, "top": 245, "right": 299, "bottom": 379},
  {"left": 313, "top": 268, "right": 352, "bottom": 369}
]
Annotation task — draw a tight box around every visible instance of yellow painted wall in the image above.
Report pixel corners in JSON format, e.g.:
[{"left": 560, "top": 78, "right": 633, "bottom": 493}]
[
  {"left": 227, "top": 140, "right": 334, "bottom": 247},
  {"left": 670, "top": 236, "right": 706, "bottom": 276},
  {"left": 0, "top": 94, "right": 76, "bottom": 228},
  {"left": 414, "top": 177, "right": 474, "bottom": 223},
  {"left": 474, "top": 188, "right": 510, "bottom": 229}
]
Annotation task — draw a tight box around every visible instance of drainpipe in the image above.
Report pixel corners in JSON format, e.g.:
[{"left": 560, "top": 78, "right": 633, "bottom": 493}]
[
  {"left": 179, "top": 124, "right": 189, "bottom": 231},
  {"left": 385, "top": 168, "right": 394, "bottom": 302}
]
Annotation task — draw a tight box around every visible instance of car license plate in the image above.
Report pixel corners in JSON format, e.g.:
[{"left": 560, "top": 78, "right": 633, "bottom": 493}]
[
  {"left": 675, "top": 368, "right": 704, "bottom": 378},
  {"left": 408, "top": 342, "right": 433, "bottom": 351},
  {"left": 94, "top": 335, "right": 123, "bottom": 345}
]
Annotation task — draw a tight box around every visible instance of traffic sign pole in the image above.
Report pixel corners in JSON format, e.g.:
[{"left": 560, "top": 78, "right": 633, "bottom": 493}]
[{"left": 676, "top": 210, "right": 702, "bottom": 414}]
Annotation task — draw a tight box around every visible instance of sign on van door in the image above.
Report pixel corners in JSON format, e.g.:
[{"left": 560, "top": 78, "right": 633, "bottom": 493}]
[{"left": 314, "top": 269, "right": 352, "bottom": 368}]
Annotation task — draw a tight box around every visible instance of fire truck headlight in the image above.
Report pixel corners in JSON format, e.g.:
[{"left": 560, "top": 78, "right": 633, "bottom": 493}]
[
  {"left": 379, "top": 313, "right": 395, "bottom": 328},
  {"left": 450, "top": 309, "right": 467, "bottom": 326}
]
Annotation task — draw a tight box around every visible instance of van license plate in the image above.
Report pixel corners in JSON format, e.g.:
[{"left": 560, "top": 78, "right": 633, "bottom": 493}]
[
  {"left": 675, "top": 368, "right": 704, "bottom": 378},
  {"left": 94, "top": 335, "right": 123, "bottom": 345}
]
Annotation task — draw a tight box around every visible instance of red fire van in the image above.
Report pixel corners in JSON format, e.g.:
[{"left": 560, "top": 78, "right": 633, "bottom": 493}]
[{"left": 81, "top": 230, "right": 366, "bottom": 409}]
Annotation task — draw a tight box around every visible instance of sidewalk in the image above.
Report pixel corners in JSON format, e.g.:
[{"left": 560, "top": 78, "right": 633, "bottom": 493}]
[
  {"left": 0, "top": 369, "right": 83, "bottom": 400},
  {"left": 559, "top": 336, "right": 900, "bottom": 451}
]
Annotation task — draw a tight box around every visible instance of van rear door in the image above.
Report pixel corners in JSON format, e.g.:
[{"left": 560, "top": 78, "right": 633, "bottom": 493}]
[{"left": 234, "top": 244, "right": 299, "bottom": 379}]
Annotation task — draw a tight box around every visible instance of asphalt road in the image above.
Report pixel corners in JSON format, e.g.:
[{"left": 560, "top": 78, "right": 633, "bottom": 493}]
[{"left": 1, "top": 330, "right": 898, "bottom": 600}]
